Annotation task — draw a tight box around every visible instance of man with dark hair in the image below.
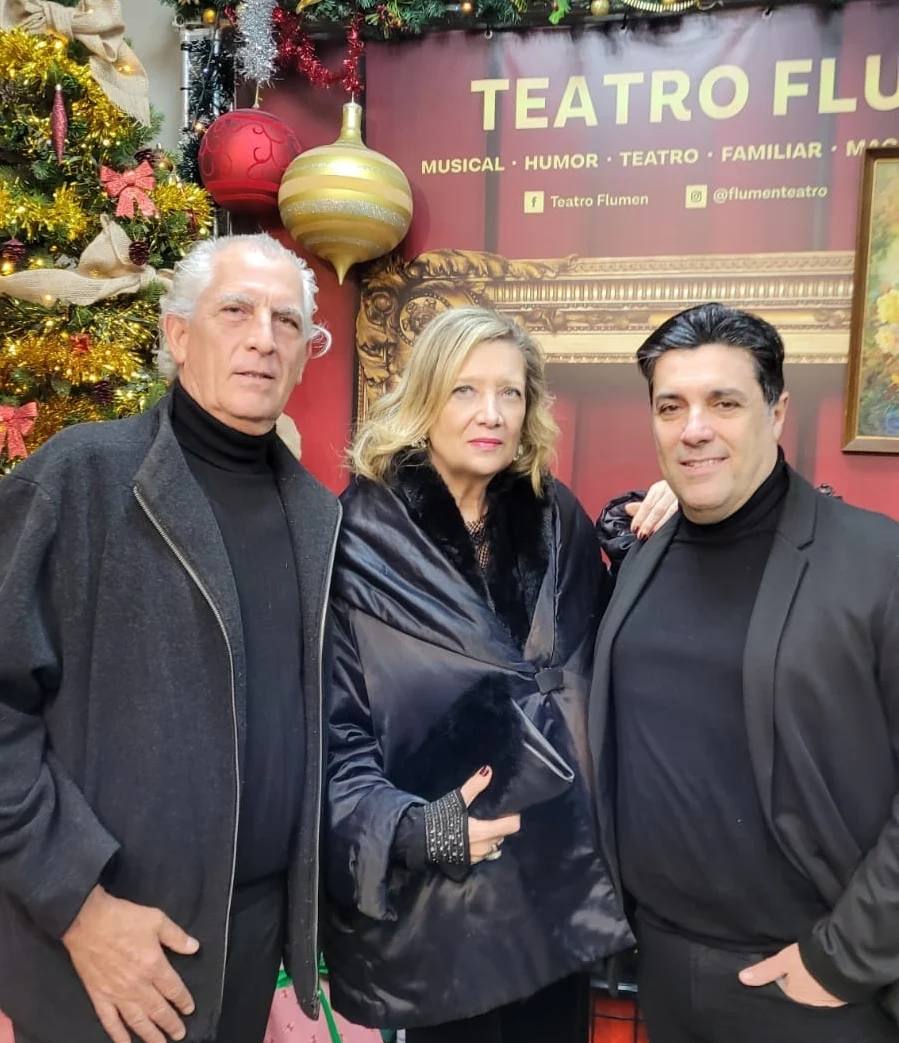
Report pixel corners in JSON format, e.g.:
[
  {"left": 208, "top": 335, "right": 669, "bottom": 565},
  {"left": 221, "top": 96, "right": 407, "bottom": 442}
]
[
  {"left": 588, "top": 302, "right": 899, "bottom": 1042},
  {"left": 0, "top": 234, "right": 340, "bottom": 1043}
]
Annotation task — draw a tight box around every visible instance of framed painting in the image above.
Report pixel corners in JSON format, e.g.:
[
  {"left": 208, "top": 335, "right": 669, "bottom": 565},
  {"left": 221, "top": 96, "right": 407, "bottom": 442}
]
[
  {"left": 843, "top": 147, "right": 899, "bottom": 453},
  {"left": 357, "top": 249, "right": 855, "bottom": 418}
]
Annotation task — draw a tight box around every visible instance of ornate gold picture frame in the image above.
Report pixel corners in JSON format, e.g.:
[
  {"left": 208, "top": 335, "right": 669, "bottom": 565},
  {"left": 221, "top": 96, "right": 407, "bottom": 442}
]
[
  {"left": 356, "top": 249, "right": 854, "bottom": 417},
  {"left": 843, "top": 147, "right": 899, "bottom": 454}
]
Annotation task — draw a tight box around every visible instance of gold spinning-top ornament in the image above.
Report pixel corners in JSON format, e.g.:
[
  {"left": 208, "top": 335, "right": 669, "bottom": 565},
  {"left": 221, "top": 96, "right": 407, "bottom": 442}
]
[{"left": 278, "top": 101, "right": 413, "bottom": 284}]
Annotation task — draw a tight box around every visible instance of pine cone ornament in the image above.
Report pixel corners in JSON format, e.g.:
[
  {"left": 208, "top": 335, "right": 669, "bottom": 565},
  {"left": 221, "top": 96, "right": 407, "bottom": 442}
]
[
  {"left": 1, "top": 237, "right": 26, "bottom": 263},
  {"left": 92, "top": 380, "right": 114, "bottom": 406},
  {"left": 129, "top": 240, "right": 150, "bottom": 266}
]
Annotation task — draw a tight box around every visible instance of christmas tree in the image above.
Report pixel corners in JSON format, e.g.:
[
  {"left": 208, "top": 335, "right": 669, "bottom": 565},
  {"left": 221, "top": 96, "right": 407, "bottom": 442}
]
[{"left": 0, "top": 0, "right": 213, "bottom": 472}]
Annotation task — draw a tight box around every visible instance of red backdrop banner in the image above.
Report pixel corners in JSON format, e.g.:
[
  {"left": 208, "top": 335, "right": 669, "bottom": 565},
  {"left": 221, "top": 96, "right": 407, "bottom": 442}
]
[
  {"left": 353, "top": 2, "right": 899, "bottom": 518},
  {"left": 367, "top": 3, "right": 898, "bottom": 258}
]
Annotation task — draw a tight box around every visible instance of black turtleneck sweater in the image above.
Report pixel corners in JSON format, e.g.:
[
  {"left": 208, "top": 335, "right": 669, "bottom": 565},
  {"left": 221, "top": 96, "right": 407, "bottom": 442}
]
[
  {"left": 612, "top": 455, "right": 827, "bottom": 949},
  {"left": 172, "top": 382, "right": 304, "bottom": 885}
]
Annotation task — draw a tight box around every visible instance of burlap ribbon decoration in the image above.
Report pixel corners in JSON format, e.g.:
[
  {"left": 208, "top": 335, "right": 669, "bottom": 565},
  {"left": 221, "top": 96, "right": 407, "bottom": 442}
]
[
  {"left": 0, "top": 217, "right": 171, "bottom": 304},
  {"left": 0, "top": 0, "right": 150, "bottom": 124}
]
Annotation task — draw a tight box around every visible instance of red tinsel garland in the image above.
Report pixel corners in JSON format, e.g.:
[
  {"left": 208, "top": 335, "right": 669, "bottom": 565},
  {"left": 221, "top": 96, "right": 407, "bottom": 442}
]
[{"left": 272, "top": 10, "right": 364, "bottom": 94}]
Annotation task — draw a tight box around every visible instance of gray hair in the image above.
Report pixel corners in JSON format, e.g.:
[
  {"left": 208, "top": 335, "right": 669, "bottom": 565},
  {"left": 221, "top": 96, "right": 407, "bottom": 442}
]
[{"left": 156, "top": 233, "right": 331, "bottom": 379}]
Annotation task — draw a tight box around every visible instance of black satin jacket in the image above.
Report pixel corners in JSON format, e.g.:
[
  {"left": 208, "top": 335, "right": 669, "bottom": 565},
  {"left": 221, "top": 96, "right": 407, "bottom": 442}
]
[{"left": 323, "top": 472, "right": 633, "bottom": 1029}]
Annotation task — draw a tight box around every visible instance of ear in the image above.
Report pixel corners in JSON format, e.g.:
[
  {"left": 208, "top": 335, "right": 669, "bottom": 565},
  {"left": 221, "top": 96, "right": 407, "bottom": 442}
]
[
  {"left": 772, "top": 390, "right": 790, "bottom": 439},
  {"left": 162, "top": 312, "right": 190, "bottom": 367},
  {"left": 292, "top": 340, "right": 313, "bottom": 388}
]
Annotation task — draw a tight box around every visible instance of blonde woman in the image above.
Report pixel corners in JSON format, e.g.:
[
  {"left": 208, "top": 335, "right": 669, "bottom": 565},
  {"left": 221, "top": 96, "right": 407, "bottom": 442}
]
[{"left": 323, "top": 308, "right": 672, "bottom": 1043}]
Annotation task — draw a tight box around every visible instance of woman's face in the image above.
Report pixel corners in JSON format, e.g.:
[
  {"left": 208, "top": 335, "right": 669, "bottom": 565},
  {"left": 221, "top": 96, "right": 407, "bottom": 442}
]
[{"left": 427, "top": 338, "right": 527, "bottom": 488}]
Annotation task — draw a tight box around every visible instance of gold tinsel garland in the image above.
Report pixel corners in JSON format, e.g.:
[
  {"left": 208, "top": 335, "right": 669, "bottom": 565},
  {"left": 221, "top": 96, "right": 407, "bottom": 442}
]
[
  {"left": 25, "top": 393, "right": 109, "bottom": 451},
  {"left": 0, "top": 295, "right": 159, "bottom": 391},
  {"left": 12, "top": 377, "right": 162, "bottom": 461},
  {"left": 0, "top": 31, "right": 137, "bottom": 161},
  {"left": 151, "top": 180, "right": 214, "bottom": 227},
  {"left": 3, "top": 332, "right": 143, "bottom": 386},
  {"left": 0, "top": 182, "right": 92, "bottom": 245}
]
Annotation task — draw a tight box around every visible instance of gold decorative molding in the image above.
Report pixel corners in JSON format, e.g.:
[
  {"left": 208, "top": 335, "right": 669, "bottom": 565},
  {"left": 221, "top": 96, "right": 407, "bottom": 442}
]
[{"left": 356, "top": 249, "right": 855, "bottom": 415}]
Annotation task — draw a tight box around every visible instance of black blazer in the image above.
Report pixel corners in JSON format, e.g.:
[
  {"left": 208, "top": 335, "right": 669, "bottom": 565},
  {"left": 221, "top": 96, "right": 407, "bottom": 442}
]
[{"left": 588, "top": 466, "right": 899, "bottom": 1014}]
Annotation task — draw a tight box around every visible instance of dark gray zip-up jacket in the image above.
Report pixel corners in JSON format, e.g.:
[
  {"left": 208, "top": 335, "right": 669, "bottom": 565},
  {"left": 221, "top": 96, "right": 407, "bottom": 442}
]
[{"left": 0, "top": 394, "right": 340, "bottom": 1043}]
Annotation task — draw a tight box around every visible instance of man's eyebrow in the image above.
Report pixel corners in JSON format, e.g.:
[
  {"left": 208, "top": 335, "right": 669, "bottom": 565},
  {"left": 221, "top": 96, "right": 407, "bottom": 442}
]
[
  {"left": 212, "top": 294, "right": 303, "bottom": 322},
  {"left": 214, "top": 292, "right": 255, "bottom": 308},
  {"left": 653, "top": 388, "right": 749, "bottom": 401},
  {"left": 272, "top": 305, "right": 304, "bottom": 322}
]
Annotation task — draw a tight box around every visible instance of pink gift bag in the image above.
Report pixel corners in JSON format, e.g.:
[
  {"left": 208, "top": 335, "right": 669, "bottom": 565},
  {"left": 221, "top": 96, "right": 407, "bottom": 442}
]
[
  {"left": 264, "top": 981, "right": 382, "bottom": 1043},
  {"left": 0, "top": 979, "right": 381, "bottom": 1043}
]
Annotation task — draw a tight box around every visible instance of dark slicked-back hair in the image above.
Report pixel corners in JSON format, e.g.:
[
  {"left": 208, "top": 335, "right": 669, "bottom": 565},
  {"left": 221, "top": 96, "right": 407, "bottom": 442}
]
[{"left": 636, "top": 302, "right": 786, "bottom": 407}]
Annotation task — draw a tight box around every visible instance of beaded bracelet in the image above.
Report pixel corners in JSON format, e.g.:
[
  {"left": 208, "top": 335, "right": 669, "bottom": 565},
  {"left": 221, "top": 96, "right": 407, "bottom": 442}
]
[{"left": 424, "top": 788, "right": 468, "bottom": 866}]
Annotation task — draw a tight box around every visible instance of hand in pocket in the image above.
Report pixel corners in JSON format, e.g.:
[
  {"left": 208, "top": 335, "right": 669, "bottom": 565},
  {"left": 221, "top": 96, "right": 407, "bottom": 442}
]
[
  {"left": 739, "top": 943, "right": 846, "bottom": 1009},
  {"left": 459, "top": 766, "right": 521, "bottom": 863}
]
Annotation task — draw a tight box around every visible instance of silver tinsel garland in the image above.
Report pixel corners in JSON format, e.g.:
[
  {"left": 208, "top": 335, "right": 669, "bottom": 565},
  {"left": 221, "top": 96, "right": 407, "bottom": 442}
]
[{"left": 236, "top": 0, "right": 278, "bottom": 84}]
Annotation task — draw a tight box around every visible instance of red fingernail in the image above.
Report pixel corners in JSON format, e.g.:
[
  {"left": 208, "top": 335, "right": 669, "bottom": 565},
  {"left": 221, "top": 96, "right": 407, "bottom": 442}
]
[{"left": 479, "top": 766, "right": 490, "bottom": 776}]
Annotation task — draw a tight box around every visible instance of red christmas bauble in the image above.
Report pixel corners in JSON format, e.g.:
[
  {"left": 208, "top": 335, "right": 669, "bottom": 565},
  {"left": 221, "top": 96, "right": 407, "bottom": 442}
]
[{"left": 198, "top": 109, "right": 302, "bottom": 214}]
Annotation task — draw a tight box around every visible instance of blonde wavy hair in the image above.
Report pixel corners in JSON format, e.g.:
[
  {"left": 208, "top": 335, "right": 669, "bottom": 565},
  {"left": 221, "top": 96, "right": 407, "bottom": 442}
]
[{"left": 349, "top": 307, "right": 558, "bottom": 495}]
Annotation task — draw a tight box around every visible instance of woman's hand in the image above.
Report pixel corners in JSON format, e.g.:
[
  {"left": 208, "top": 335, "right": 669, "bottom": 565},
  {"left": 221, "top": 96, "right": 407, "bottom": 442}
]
[
  {"left": 625, "top": 480, "right": 678, "bottom": 540},
  {"left": 459, "top": 766, "right": 521, "bottom": 863}
]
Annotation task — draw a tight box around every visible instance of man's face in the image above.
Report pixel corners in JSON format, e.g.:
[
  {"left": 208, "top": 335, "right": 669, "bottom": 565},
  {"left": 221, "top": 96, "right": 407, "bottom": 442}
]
[
  {"left": 164, "top": 246, "right": 311, "bottom": 435},
  {"left": 649, "top": 342, "right": 789, "bottom": 524}
]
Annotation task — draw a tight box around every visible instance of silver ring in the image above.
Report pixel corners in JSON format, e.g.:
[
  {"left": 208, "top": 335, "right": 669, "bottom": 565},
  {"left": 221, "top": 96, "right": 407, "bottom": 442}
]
[{"left": 485, "top": 848, "right": 503, "bottom": 861}]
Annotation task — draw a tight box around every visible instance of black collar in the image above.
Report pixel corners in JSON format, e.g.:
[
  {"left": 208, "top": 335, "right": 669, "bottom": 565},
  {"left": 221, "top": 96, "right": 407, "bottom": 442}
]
[{"left": 171, "top": 380, "right": 274, "bottom": 474}]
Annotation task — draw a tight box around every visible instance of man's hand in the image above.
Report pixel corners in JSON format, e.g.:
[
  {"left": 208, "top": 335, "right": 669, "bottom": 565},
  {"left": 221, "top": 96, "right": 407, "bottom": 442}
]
[
  {"left": 625, "top": 480, "right": 678, "bottom": 540},
  {"left": 459, "top": 767, "right": 521, "bottom": 864},
  {"left": 62, "top": 885, "right": 199, "bottom": 1043},
  {"left": 739, "top": 942, "right": 846, "bottom": 1008}
]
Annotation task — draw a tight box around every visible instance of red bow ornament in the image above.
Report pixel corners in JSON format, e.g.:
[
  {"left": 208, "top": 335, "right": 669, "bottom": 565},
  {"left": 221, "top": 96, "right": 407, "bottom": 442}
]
[
  {"left": 100, "top": 161, "right": 158, "bottom": 219},
  {"left": 0, "top": 401, "right": 38, "bottom": 460}
]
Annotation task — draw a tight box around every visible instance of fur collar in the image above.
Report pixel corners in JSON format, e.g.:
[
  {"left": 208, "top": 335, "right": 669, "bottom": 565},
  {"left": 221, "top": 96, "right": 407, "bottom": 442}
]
[{"left": 391, "top": 453, "right": 551, "bottom": 648}]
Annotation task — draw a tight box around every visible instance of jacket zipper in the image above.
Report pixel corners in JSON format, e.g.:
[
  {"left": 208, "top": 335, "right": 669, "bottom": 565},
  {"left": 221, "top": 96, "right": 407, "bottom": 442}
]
[
  {"left": 308, "top": 504, "right": 342, "bottom": 1015},
  {"left": 133, "top": 486, "right": 239, "bottom": 1025}
]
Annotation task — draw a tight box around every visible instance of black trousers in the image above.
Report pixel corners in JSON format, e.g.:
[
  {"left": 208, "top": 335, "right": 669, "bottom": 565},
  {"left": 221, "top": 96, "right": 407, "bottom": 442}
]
[
  {"left": 211, "top": 874, "right": 285, "bottom": 1043},
  {"left": 405, "top": 973, "right": 589, "bottom": 1043},
  {"left": 15, "top": 875, "right": 284, "bottom": 1043},
  {"left": 636, "top": 916, "right": 899, "bottom": 1043}
]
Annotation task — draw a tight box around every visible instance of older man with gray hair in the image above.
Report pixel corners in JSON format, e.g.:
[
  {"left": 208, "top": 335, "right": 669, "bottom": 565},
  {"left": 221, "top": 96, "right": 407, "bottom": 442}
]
[{"left": 0, "top": 234, "right": 340, "bottom": 1043}]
